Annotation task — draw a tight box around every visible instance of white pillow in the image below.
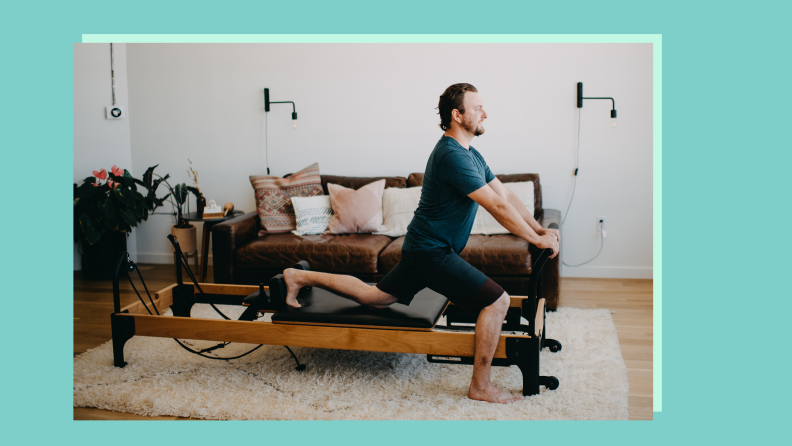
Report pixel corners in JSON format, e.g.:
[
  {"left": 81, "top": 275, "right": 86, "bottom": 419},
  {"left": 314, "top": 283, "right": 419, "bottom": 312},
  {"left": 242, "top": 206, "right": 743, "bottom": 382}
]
[
  {"left": 373, "top": 186, "right": 422, "bottom": 237},
  {"left": 291, "top": 195, "right": 333, "bottom": 235},
  {"left": 471, "top": 181, "right": 535, "bottom": 235}
]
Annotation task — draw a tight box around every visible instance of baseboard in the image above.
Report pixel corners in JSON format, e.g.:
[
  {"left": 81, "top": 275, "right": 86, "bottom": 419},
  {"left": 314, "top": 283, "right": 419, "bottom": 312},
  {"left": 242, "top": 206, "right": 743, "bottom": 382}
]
[
  {"left": 560, "top": 265, "right": 652, "bottom": 279},
  {"left": 137, "top": 252, "right": 212, "bottom": 266}
]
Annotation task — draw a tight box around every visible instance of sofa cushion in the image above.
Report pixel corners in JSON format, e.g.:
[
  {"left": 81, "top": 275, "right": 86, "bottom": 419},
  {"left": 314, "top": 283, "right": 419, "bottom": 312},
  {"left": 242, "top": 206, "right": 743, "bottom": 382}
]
[
  {"left": 236, "top": 233, "right": 394, "bottom": 274},
  {"left": 378, "top": 236, "right": 405, "bottom": 272},
  {"left": 461, "top": 235, "right": 533, "bottom": 276},
  {"left": 378, "top": 234, "right": 532, "bottom": 276}
]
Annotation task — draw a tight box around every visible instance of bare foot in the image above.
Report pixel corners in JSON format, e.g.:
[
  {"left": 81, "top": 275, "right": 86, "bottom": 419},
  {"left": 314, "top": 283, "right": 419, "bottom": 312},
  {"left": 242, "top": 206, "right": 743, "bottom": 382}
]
[
  {"left": 469, "top": 383, "right": 521, "bottom": 404},
  {"left": 282, "top": 268, "right": 303, "bottom": 308}
]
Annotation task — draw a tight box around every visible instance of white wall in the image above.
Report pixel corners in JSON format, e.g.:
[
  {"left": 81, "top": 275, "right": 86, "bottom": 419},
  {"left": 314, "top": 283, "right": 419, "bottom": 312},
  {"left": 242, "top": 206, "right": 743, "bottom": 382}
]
[
  {"left": 120, "top": 43, "right": 652, "bottom": 278},
  {"left": 73, "top": 43, "right": 137, "bottom": 269}
]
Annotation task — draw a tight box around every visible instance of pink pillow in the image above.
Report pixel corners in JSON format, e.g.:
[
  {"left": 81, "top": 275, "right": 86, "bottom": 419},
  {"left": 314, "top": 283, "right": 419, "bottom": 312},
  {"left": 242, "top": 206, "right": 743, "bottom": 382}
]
[
  {"left": 250, "top": 163, "right": 323, "bottom": 234},
  {"left": 325, "top": 179, "right": 387, "bottom": 234}
]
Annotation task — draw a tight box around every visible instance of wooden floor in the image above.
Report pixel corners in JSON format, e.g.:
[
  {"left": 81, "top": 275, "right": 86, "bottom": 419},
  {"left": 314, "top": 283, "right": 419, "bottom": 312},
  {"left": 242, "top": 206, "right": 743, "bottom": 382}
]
[{"left": 74, "top": 265, "right": 653, "bottom": 420}]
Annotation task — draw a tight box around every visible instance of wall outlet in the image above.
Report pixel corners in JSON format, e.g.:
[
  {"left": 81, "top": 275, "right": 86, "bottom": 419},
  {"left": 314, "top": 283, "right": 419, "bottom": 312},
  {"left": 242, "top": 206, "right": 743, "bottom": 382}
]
[
  {"left": 105, "top": 105, "right": 126, "bottom": 120},
  {"left": 597, "top": 215, "right": 606, "bottom": 232}
]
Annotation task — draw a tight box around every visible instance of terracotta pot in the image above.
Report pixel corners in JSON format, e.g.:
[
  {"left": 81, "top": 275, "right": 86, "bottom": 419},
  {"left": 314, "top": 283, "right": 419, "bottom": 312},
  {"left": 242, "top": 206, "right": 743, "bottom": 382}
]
[{"left": 171, "top": 224, "right": 197, "bottom": 252}]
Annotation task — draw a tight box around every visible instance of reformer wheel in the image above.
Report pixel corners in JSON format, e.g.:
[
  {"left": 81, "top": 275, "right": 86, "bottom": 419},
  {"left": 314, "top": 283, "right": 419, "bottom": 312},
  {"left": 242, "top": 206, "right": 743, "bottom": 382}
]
[
  {"left": 539, "top": 376, "right": 559, "bottom": 390},
  {"left": 543, "top": 339, "right": 562, "bottom": 353},
  {"left": 293, "top": 260, "right": 310, "bottom": 271}
]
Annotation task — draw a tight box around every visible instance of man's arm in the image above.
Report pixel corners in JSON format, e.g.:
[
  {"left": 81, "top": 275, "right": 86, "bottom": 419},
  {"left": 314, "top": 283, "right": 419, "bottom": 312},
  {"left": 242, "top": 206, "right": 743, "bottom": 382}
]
[
  {"left": 468, "top": 184, "right": 559, "bottom": 258},
  {"left": 487, "top": 178, "right": 559, "bottom": 241},
  {"left": 487, "top": 178, "right": 542, "bottom": 232}
]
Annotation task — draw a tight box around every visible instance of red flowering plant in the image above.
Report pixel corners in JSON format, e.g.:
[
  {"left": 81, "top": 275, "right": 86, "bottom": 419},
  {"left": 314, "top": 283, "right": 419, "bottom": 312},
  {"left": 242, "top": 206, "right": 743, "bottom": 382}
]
[{"left": 74, "top": 165, "right": 171, "bottom": 245}]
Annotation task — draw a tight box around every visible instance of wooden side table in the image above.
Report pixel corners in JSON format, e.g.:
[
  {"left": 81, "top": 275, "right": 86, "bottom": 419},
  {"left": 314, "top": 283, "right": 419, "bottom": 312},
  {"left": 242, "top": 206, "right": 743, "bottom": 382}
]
[{"left": 178, "top": 210, "right": 245, "bottom": 282}]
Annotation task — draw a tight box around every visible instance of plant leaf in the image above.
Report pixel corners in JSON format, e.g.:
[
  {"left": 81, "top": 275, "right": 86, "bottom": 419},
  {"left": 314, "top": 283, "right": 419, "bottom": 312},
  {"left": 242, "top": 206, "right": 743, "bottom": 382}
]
[
  {"left": 174, "top": 183, "right": 188, "bottom": 205},
  {"left": 103, "top": 217, "right": 118, "bottom": 231},
  {"left": 154, "top": 193, "right": 171, "bottom": 208},
  {"left": 142, "top": 165, "right": 158, "bottom": 189},
  {"left": 99, "top": 196, "right": 115, "bottom": 219},
  {"left": 115, "top": 187, "right": 135, "bottom": 209},
  {"left": 79, "top": 212, "right": 102, "bottom": 245},
  {"left": 132, "top": 201, "right": 144, "bottom": 219},
  {"left": 120, "top": 208, "right": 138, "bottom": 227}
]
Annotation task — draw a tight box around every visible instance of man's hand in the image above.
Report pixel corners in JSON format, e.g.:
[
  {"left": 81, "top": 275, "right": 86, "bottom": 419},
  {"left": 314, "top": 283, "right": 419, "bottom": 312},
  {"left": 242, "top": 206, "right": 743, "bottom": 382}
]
[
  {"left": 539, "top": 228, "right": 560, "bottom": 243},
  {"left": 535, "top": 233, "right": 560, "bottom": 258}
]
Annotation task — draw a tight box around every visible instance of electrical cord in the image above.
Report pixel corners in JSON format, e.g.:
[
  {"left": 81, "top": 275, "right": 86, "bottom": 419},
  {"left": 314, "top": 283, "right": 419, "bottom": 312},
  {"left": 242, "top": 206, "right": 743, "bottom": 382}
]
[
  {"left": 561, "top": 108, "right": 605, "bottom": 268},
  {"left": 174, "top": 339, "right": 264, "bottom": 361},
  {"left": 264, "top": 109, "right": 270, "bottom": 175}
]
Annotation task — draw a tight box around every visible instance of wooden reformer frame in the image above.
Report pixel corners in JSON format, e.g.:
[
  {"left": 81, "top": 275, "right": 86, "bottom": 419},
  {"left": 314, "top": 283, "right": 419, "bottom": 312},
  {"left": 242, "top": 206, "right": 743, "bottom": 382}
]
[{"left": 110, "top": 243, "right": 562, "bottom": 396}]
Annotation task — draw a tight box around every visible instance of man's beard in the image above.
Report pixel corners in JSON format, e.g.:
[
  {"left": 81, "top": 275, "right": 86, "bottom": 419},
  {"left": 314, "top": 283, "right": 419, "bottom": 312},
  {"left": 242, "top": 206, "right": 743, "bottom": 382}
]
[{"left": 462, "top": 117, "right": 485, "bottom": 136}]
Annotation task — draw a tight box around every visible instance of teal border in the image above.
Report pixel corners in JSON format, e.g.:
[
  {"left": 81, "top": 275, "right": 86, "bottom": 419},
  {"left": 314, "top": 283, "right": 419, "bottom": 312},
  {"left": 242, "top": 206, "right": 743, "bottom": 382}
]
[
  {"left": 10, "top": 0, "right": 790, "bottom": 440},
  {"left": 82, "top": 34, "right": 661, "bottom": 413}
]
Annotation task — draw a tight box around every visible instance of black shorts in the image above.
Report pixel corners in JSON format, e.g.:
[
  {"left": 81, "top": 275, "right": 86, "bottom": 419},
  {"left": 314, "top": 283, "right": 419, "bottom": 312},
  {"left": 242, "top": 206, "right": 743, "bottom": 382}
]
[{"left": 376, "top": 247, "right": 505, "bottom": 312}]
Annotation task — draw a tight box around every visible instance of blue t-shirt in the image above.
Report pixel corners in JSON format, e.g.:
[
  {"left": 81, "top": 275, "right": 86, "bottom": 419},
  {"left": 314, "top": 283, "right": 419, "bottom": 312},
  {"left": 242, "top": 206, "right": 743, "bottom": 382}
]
[{"left": 403, "top": 136, "right": 496, "bottom": 254}]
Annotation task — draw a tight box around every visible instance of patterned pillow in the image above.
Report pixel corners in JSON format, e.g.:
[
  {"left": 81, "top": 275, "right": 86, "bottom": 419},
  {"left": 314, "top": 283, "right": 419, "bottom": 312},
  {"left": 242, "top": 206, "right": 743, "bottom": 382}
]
[
  {"left": 250, "top": 163, "right": 323, "bottom": 234},
  {"left": 324, "top": 179, "right": 387, "bottom": 234},
  {"left": 291, "top": 196, "right": 333, "bottom": 235}
]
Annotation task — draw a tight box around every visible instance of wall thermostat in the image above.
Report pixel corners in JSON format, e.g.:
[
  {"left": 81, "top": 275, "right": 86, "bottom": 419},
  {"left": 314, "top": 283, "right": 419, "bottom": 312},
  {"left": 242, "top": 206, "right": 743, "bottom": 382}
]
[{"left": 105, "top": 106, "right": 126, "bottom": 120}]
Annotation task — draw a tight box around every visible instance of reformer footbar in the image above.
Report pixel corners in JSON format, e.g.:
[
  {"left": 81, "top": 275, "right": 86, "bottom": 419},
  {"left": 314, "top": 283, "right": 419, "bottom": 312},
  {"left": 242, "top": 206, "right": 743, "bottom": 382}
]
[{"left": 110, "top": 233, "right": 562, "bottom": 396}]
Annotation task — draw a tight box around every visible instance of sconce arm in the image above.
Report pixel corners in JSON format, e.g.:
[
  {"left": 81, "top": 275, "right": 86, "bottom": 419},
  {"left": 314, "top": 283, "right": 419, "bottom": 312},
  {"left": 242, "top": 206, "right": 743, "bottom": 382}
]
[
  {"left": 581, "top": 97, "right": 615, "bottom": 110},
  {"left": 269, "top": 101, "right": 296, "bottom": 114}
]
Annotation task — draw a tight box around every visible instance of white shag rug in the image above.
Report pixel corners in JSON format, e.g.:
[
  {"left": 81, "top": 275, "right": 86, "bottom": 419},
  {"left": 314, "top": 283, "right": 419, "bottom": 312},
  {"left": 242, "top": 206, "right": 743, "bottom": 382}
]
[{"left": 74, "top": 305, "right": 629, "bottom": 420}]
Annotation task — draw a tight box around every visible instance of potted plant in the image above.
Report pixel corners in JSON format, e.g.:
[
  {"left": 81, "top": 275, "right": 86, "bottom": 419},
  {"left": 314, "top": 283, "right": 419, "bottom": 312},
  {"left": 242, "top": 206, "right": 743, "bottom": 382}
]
[
  {"left": 144, "top": 165, "right": 202, "bottom": 253},
  {"left": 74, "top": 165, "right": 170, "bottom": 279}
]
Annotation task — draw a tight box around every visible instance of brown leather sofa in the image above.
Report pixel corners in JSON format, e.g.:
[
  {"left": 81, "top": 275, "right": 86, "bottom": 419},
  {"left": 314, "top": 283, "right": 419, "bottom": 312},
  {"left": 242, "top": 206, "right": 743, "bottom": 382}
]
[{"left": 213, "top": 173, "right": 561, "bottom": 310}]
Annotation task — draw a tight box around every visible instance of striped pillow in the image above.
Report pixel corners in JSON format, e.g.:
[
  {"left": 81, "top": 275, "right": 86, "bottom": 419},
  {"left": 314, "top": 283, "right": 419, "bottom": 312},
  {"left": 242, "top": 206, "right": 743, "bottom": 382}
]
[
  {"left": 291, "top": 195, "right": 333, "bottom": 235},
  {"left": 250, "top": 163, "right": 323, "bottom": 234}
]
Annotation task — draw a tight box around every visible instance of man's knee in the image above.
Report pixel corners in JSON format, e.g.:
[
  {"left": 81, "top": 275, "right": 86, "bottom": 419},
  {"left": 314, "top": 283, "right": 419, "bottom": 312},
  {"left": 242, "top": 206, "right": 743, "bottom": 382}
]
[
  {"left": 368, "top": 285, "right": 399, "bottom": 307},
  {"left": 486, "top": 292, "right": 510, "bottom": 313}
]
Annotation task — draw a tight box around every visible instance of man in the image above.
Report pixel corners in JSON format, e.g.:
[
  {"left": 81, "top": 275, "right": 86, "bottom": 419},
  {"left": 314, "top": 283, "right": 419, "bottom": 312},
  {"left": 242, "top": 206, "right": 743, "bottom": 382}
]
[{"left": 283, "top": 83, "right": 560, "bottom": 404}]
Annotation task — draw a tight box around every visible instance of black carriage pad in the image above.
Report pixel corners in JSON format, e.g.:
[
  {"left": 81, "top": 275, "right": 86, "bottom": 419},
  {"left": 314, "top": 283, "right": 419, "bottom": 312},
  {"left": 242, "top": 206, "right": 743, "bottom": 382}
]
[{"left": 271, "top": 286, "right": 449, "bottom": 330}]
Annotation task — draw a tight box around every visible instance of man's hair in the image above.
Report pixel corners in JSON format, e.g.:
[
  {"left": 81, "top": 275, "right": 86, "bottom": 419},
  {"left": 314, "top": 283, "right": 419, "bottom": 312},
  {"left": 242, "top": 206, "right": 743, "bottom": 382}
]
[{"left": 437, "top": 83, "right": 478, "bottom": 131}]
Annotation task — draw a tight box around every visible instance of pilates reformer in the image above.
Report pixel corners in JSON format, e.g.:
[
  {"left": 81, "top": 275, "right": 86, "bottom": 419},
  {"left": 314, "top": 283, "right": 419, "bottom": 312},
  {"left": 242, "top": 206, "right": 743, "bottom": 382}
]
[{"left": 110, "top": 234, "right": 562, "bottom": 396}]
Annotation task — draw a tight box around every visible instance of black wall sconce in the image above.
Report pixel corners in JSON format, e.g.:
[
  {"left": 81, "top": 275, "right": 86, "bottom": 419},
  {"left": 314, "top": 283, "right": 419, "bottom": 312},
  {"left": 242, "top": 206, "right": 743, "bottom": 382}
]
[
  {"left": 577, "top": 82, "right": 617, "bottom": 127},
  {"left": 262, "top": 88, "right": 299, "bottom": 175},
  {"left": 264, "top": 88, "right": 298, "bottom": 126}
]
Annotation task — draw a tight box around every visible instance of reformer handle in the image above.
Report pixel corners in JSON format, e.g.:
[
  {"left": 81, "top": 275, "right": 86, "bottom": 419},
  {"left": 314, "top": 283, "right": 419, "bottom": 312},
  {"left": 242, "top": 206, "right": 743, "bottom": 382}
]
[
  {"left": 524, "top": 247, "right": 554, "bottom": 336},
  {"left": 167, "top": 234, "right": 184, "bottom": 286}
]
